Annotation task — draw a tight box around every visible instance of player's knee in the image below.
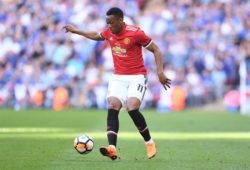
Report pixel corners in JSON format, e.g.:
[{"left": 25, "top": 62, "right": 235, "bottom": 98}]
[
  {"left": 127, "top": 98, "right": 141, "bottom": 111},
  {"left": 127, "top": 105, "right": 140, "bottom": 111},
  {"left": 108, "top": 97, "right": 122, "bottom": 110}
]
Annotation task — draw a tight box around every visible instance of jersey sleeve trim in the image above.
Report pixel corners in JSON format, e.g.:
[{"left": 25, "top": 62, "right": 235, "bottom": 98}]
[
  {"left": 99, "top": 33, "right": 105, "bottom": 40},
  {"left": 144, "top": 40, "right": 152, "bottom": 48}
]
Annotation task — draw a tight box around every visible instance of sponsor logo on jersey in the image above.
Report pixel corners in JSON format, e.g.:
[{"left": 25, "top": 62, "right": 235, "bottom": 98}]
[
  {"left": 112, "top": 46, "right": 126, "bottom": 54},
  {"left": 112, "top": 42, "right": 127, "bottom": 57}
]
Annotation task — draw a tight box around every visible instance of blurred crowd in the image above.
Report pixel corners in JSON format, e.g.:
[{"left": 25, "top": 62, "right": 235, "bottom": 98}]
[{"left": 0, "top": 0, "right": 250, "bottom": 111}]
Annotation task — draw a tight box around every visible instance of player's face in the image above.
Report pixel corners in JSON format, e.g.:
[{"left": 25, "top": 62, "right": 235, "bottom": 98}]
[{"left": 106, "top": 15, "right": 123, "bottom": 34}]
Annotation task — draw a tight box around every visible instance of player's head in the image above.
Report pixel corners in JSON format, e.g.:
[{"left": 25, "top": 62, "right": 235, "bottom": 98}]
[{"left": 106, "top": 7, "right": 124, "bottom": 34}]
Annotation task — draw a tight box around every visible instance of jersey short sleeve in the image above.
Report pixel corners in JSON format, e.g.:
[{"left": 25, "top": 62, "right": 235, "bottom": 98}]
[
  {"left": 100, "top": 28, "right": 109, "bottom": 40},
  {"left": 136, "top": 30, "right": 152, "bottom": 48}
]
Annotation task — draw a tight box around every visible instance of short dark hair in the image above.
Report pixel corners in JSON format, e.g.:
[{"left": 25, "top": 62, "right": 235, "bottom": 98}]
[{"left": 106, "top": 7, "right": 124, "bottom": 18}]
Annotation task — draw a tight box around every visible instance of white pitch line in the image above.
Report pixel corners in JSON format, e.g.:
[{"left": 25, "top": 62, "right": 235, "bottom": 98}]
[
  {"left": 0, "top": 128, "right": 71, "bottom": 133},
  {"left": 0, "top": 128, "right": 250, "bottom": 139}
]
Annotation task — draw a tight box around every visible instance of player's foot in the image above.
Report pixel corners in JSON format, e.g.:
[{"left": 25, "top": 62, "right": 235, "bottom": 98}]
[
  {"left": 99, "top": 146, "right": 118, "bottom": 160},
  {"left": 146, "top": 142, "right": 157, "bottom": 159}
]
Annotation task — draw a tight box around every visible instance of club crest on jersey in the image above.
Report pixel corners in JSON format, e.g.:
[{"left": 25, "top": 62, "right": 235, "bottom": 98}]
[{"left": 123, "top": 38, "right": 130, "bottom": 44}]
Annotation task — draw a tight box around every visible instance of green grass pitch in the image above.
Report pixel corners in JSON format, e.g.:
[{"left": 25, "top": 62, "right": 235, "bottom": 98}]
[{"left": 0, "top": 109, "right": 250, "bottom": 170}]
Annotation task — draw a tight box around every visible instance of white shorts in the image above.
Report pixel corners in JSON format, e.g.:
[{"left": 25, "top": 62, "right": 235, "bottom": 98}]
[{"left": 106, "top": 74, "right": 148, "bottom": 106}]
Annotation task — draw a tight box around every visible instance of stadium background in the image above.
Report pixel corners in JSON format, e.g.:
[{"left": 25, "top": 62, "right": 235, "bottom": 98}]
[
  {"left": 0, "top": 0, "right": 249, "bottom": 111},
  {"left": 1, "top": 1, "right": 250, "bottom": 170}
]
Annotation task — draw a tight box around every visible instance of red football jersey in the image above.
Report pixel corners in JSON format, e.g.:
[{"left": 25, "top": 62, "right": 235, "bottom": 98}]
[{"left": 100, "top": 24, "right": 152, "bottom": 75}]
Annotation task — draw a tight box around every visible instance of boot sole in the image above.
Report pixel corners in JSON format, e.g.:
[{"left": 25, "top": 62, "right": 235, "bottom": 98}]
[{"left": 99, "top": 147, "right": 117, "bottom": 160}]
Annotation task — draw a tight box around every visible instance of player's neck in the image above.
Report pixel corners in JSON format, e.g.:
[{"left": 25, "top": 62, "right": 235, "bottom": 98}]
[{"left": 115, "top": 23, "right": 126, "bottom": 35}]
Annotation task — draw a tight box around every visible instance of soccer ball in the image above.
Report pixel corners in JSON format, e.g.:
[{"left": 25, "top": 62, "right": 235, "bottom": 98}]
[{"left": 74, "top": 134, "right": 94, "bottom": 154}]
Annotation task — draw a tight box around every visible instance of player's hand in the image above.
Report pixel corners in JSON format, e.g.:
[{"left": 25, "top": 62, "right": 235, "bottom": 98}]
[
  {"left": 63, "top": 24, "right": 76, "bottom": 33},
  {"left": 158, "top": 72, "right": 171, "bottom": 90}
]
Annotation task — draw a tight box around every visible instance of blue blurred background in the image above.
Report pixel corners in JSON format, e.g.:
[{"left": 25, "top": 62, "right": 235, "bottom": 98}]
[{"left": 0, "top": 0, "right": 249, "bottom": 111}]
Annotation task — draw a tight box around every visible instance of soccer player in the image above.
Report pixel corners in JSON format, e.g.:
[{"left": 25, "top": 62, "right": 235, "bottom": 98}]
[{"left": 64, "top": 7, "right": 171, "bottom": 160}]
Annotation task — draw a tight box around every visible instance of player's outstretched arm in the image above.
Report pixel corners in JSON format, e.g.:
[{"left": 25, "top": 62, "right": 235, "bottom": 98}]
[
  {"left": 63, "top": 24, "right": 104, "bottom": 41},
  {"left": 147, "top": 42, "right": 171, "bottom": 90}
]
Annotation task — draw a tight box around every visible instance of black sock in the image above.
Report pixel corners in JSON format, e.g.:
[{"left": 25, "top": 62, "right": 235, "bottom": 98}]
[
  {"left": 107, "top": 109, "right": 119, "bottom": 146},
  {"left": 128, "top": 109, "right": 151, "bottom": 142}
]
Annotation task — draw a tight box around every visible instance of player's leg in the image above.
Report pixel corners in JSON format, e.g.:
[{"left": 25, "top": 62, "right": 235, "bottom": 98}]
[
  {"left": 100, "top": 76, "right": 126, "bottom": 160},
  {"left": 106, "top": 97, "right": 122, "bottom": 148},
  {"left": 127, "top": 98, "right": 151, "bottom": 143},
  {"left": 127, "top": 76, "right": 157, "bottom": 159},
  {"left": 127, "top": 98, "right": 156, "bottom": 159},
  {"left": 100, "top": 97, "right": 122, "bottom": 160}
]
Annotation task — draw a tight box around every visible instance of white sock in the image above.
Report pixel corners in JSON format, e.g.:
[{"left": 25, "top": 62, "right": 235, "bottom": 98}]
[
  {"left": 145, "top": 139, "right": 154, "bottom": 144},
  {"left": 109, "top": 145, "right": 116, "bottom": 150}
]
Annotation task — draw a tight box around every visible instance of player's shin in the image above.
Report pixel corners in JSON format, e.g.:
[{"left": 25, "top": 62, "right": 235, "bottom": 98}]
[
  {"left": 107, "top": 109, "right": 119, "bottom": 147},
  {"left": 128, "top": 109, "right": 151, "bottom": 142}
]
